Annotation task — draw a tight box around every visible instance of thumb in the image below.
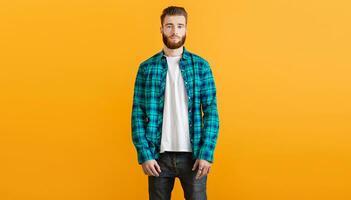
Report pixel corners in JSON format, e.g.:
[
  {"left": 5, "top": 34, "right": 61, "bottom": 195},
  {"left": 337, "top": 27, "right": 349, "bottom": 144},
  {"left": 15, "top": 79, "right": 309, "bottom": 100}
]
[
  {"left": 192, "top": 160, "right": 199, "bottom": 171},
  {"left": 155, "top": 161, "right": 161, "bottom": 173}
]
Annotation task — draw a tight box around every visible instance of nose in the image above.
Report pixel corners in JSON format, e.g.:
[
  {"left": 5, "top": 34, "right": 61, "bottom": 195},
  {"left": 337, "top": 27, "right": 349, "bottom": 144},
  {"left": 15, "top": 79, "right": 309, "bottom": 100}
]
[{"left": 171, "top": 27, "right": 180, "bottom": 35}]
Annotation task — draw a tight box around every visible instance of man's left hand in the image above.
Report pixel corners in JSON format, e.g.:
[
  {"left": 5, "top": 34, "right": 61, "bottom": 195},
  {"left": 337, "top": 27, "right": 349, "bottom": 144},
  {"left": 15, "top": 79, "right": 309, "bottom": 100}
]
[{"left": 192, "top": 159, "right": 211, "bottom": 180}]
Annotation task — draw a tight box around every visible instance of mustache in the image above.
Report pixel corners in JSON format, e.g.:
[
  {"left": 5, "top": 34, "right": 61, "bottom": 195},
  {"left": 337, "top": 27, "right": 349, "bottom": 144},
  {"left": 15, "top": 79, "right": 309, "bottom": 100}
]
[{"left": 162, "top": 33, "right": 186, "bottom": 49}]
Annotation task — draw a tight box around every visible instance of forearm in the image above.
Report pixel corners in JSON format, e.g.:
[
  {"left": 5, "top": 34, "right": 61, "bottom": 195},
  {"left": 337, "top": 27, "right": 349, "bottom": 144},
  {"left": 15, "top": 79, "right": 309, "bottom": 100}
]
[
  {"left": 131, "top": 64, "right": 154, "bottom": 164},
  {"left": 197, "top": 61, "right": 220, "bottom": 163}
]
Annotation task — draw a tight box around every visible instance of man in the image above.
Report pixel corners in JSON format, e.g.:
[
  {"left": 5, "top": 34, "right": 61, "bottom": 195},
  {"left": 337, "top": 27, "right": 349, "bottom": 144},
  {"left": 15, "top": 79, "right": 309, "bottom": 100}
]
[{"left": 131, "top": 6, "right": 219, "bottom": 200}]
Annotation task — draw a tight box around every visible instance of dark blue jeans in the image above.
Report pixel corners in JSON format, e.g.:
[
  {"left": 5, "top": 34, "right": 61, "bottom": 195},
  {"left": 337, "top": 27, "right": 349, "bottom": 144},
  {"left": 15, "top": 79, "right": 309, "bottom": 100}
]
[{"left": 148, "top": 151, "right": 207, "bottom": 200}]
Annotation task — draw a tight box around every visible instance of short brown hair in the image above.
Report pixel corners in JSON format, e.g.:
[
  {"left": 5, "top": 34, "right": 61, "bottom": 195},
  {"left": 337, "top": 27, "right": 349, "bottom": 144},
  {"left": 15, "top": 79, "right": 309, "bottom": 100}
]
[{"left": 160, "top": 6, "right": 188, "bottom": 26}]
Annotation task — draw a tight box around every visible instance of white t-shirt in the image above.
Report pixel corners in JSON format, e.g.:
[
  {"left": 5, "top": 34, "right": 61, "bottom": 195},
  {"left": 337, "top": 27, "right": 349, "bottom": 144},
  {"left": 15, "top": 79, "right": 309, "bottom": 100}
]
[{"left": 160, "top": 55, "right": 192, "bottom": 153}]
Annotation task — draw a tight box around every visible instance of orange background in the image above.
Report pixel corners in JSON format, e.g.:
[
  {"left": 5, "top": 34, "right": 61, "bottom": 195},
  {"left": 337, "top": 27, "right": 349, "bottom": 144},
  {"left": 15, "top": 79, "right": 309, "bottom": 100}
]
[{"left": 1, "top": 0, "right": 350, "bottom": 199}]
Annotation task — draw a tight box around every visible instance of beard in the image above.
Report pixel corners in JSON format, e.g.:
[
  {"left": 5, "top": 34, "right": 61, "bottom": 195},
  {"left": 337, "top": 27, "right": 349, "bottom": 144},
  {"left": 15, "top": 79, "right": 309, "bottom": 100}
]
[{"left": 162, "top": 33, "right": 186, "bottom": 49}]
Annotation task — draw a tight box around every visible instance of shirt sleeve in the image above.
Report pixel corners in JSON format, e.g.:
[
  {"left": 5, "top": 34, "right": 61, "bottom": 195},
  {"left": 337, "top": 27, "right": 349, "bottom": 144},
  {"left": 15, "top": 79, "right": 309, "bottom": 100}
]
[
  {"left": 198, "top": 61, "right": 220, "bottom": 163},
  {"left": 131, "top": 64, "right": 154, "bottom": 164}
]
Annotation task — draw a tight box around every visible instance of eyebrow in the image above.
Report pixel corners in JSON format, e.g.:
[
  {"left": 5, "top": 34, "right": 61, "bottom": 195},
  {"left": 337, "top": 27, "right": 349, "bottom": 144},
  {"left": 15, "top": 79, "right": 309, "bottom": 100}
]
[{"left": 165, "top": 23, "right": 185, "bottom": 26}]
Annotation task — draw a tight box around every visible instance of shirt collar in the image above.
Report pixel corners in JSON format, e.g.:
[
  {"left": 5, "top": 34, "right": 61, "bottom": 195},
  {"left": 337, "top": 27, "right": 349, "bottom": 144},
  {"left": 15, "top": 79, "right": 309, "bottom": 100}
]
[{"left": 157, "top": 46, "right": 191, "bottom": 61}]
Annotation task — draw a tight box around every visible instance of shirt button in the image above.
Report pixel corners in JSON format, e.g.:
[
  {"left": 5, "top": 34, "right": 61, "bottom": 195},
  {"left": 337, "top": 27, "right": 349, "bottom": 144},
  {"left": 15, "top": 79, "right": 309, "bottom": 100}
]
[
  {"left": 185, "top": 81, "right": 187, "bottom": 85},
  {"left": 188, "top": 96, "right": 191, "bottom": 99}
]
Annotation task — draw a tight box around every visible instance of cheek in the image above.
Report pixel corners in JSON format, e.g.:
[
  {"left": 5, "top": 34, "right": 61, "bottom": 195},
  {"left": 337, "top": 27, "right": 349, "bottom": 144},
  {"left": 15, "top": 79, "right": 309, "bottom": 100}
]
[
  {"left": 163, "top": 28, "right": 172, "bottom": 33},
  {"left": 180, "top": 29, "right": 186, "bottom": 35},
  {"left": 163, "top": 31, "right": 172, "bottom": 36}
]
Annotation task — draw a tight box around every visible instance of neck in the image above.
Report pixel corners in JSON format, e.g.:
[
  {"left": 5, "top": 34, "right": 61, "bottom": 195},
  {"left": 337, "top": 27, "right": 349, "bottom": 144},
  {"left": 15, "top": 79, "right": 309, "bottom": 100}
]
[{"left": 163, "top": 45, "right": 184, "bottom": 57}]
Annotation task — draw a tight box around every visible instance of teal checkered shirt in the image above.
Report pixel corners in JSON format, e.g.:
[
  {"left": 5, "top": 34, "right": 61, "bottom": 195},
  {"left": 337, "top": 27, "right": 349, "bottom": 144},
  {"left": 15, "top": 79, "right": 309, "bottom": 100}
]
[{"left": 131, "top": 46, "right": 219, "bottom": 164}]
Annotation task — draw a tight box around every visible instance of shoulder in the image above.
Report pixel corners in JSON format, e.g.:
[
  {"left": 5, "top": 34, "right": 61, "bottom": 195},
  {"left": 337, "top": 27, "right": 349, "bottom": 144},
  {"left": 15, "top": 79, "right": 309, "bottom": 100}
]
[
  {"left": 134, "top": 51, "right": 161, "bottom": 76},
  {"left": 187, "top": 51, "right": 212, "bottom": 73},
  {"left": 139, "top": 51, "right": 162, "bottom": 68}
]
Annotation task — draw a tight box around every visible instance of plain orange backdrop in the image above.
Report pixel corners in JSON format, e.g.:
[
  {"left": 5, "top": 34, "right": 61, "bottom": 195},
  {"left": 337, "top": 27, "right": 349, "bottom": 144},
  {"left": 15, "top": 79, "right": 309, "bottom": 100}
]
[{"left": 1, "top": 0, "right": 350, "bottom": 199}]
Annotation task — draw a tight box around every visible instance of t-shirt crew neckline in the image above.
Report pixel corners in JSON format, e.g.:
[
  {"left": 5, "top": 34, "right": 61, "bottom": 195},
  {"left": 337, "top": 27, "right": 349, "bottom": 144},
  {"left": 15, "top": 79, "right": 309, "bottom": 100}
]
[{"left": 165, "top": 55, "right": 181, "bottom": 58}]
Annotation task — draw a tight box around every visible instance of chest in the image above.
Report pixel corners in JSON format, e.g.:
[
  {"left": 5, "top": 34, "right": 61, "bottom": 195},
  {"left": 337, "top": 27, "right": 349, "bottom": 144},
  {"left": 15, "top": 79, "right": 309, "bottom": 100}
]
[{"left": 144, "top": 60, "right": 195, "bottom": 102}]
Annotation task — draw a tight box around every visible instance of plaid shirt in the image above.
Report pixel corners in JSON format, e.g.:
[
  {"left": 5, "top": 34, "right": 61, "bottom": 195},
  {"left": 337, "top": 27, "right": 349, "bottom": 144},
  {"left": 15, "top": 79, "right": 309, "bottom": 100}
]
[{"left": 131, "top": 46, "right": 219, "bottom": 164}]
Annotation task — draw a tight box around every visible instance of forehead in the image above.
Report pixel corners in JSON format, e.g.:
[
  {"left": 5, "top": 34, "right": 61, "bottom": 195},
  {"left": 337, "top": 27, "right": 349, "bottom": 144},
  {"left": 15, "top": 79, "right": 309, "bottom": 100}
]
[{"left": 163, "top": 15, "right": 186, "bottom": 25}]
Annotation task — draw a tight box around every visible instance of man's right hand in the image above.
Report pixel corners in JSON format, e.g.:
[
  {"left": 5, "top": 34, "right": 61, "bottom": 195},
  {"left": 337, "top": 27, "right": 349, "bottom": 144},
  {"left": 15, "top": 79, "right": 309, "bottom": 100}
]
[{"left": 142, "top": 159, "right": 162, "bottom": 177}]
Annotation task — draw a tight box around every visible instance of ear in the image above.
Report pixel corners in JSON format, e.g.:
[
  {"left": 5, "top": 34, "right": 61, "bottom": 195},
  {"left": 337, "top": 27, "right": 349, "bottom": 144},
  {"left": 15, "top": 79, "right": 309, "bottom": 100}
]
[{"left": 160, "top": 26, "right": 162, "bottom": 34}]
